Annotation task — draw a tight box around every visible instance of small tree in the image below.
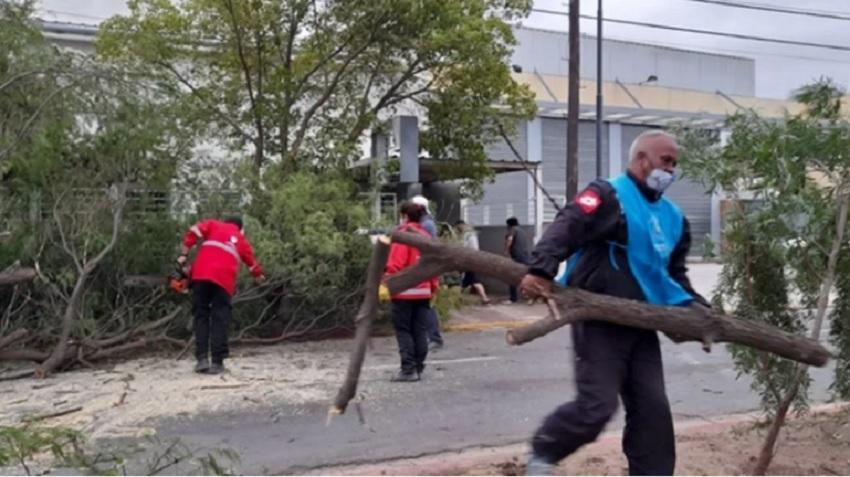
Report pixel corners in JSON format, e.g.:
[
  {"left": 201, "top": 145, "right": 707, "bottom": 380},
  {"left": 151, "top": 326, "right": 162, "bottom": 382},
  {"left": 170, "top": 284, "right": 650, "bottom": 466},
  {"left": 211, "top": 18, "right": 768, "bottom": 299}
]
[{"left": 679, "top": 78, "right": 850, "bottom": 474}]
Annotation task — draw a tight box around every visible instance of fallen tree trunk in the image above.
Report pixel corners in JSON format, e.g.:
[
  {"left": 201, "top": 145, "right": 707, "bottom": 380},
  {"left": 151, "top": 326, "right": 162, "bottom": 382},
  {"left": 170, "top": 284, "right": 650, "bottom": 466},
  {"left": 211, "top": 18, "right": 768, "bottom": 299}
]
[
  {"left": 384, "top": 231, "right": 830, "bottom": 367},
  {"left": 0, "top": 268, "right": 36, "bottom": 286}
]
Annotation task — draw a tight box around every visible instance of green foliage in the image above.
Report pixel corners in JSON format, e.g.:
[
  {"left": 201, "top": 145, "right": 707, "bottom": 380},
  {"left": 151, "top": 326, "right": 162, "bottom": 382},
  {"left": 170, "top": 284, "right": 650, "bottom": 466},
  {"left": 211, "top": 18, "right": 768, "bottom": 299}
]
[
  {"left": 1, "top": 0, "right": 536, "bottom": 361},
  {"left": 0, "top": 425, "right": 239, "bottom": 475},
  {"left": 243, "top": 170, "right": 372, "bottom": 329},
  {"left": 432, "top": 285, "right": 469, "bottom": 324},
  {"left": 829, "top": 249, "right": 850, "bottom": 398},
  {"left": 0, "top": 425, "right": 86, "bottom": 474},
  {"left": 678, "top": 77, "right": 850, "bottom": 413}
]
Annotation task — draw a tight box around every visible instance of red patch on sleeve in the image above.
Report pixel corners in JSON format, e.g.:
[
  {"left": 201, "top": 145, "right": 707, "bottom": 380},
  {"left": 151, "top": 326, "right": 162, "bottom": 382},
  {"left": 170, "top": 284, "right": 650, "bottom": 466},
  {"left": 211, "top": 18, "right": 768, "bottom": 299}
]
[{"left": 576, "top": 189, "right": 602, "bottom": 214}]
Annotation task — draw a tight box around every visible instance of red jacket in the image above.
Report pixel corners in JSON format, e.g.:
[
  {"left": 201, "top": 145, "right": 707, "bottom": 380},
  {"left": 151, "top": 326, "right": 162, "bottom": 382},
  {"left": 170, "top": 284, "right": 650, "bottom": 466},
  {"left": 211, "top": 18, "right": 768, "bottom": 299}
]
[
  {"left": 385, "top": 222, "right": 439, "bottom": 300},
  {"left": 183, "top": 219, "right": 264, "bottom": 296}
]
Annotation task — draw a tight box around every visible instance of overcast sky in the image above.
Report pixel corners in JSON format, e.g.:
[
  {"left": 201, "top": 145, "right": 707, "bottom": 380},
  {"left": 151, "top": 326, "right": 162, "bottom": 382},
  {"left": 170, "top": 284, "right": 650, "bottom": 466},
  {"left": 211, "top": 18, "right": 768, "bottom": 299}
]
[{"left": 36, "top": 0, "right": 850, "bottom": 99}]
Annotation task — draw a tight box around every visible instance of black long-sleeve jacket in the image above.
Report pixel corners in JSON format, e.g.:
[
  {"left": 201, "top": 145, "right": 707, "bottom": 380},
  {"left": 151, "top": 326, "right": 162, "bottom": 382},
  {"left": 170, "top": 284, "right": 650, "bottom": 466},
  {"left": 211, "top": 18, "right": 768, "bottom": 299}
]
[{"left": 528, "top": 172, "right": 708, "bottom": 306}]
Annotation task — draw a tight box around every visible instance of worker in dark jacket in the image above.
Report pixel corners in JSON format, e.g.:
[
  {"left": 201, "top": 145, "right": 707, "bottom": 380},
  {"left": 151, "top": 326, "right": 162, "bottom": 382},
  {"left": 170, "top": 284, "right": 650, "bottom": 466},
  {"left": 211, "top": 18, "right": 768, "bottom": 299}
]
[
  {"left": 178, "top": 216, "right": 266, "bottom": 374},
  {"left": 519, "top": 130, "right": 708, "bottom": 476}
]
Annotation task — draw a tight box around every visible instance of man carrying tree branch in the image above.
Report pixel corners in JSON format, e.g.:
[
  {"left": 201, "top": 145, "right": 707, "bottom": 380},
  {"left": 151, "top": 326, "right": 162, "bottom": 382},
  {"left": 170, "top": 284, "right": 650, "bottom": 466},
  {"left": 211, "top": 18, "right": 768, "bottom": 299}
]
[{"left": 519, "top": 130, "right": 710, "bottom": 475}]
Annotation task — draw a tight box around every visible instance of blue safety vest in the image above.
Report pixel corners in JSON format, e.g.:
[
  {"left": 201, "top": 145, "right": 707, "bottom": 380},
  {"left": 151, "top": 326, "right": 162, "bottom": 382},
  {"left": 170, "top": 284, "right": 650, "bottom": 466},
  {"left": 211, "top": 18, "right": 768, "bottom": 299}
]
[{"left": 557, "top": 174, "right": 693, "bottom": 306}]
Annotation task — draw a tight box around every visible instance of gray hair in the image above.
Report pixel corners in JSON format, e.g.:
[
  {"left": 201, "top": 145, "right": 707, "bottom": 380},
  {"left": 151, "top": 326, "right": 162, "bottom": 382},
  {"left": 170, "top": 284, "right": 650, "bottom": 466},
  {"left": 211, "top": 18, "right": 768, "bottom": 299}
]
[{"left": 628, "top": 130, "right": 677, "bottom": 162}]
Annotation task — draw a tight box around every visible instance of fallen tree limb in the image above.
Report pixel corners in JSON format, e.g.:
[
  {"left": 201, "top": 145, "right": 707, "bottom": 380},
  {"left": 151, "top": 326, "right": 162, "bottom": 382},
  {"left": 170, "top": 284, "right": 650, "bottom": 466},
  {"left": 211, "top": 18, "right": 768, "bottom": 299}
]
[
  {"left": 0, "top": 349, "right": 49, "bottom": 362},
  {"left": 329, "top": 236, "right": 391, "bottom": 417},
  {"left": 24, "top": 405, "right": 83, "bottom": 422},
  {"left": 38, "top": 191, "right": 125, "bottom": 378},
  {"left": 385, "top": 230, "right": 830, "bottom": 367},
  {"left": 82, "top": 308, "right": 181, "bottom": 349},
  {"left": 0, "top": 268, "right": 36, "bottom": 286},
  {"left": 0, "top": 329, "right": 29, "bottom": 351},
  {"left": 0, "top": 368, "right": 35, "bottom": 381}
]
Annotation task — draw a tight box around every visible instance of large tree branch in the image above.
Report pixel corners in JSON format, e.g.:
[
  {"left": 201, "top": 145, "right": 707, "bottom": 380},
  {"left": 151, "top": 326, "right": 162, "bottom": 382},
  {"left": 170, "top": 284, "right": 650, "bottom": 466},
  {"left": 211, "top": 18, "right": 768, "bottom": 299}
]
[
  {"left": 37, "top": 188, "right": 126, "bottom": 377},
  {"left": 287, "top": 36, "right": 376, "bottom": 163},
  {"left": 386, "top": 230, "right": 831, "bottom": 367},
  {"left": 0, "top": 80, "right": 78, "bottom": 163},
  {"left": 330, "top": 236, "right": 391, "bottom": 416},
  {"left": 0, "top": 268, "right": 36, "bottom": 286},
  {"left": 156, "top": 61, "right": 256, "bottom": 147},
  {"left": 290, "top": 31, "right": 357, "bottom": 101},
  {"left": 344, "top": 62, "right": 433, "bottom": 145},
  {"left": 222, "top": 0, "right": 264, "bottom": 169}
]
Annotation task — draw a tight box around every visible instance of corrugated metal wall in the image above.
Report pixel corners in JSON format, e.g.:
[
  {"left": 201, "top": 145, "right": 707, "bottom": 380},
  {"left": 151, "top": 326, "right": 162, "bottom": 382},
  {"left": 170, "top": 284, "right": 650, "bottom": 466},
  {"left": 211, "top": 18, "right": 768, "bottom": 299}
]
[
  {"left": 540, "top": 118, "right": 610, "bottom": 194},
  {"left": 470, "top": 118, "right": 611, "bottom": 227},
  {"left": 464, "top": 120, "right": 533, "bottom": 226},
  {"left": 464, "top": 170, "right": 533, "bottom": 226}
]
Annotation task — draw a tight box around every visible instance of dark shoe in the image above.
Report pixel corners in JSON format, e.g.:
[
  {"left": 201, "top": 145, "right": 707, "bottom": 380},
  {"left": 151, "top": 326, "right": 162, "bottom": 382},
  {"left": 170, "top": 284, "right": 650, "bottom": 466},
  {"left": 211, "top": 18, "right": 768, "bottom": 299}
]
[
  {"left": 390, "top": 371, "right": 420, "bottom": 382},
  {"left": 208, "top": 361, "right": 225, "bottom": 374},
  {"left": 194, "top": 357, "right": 210, "bottom": 374},
  {"left": 428, "top": 342, "right": 443, "bottom": 351}
]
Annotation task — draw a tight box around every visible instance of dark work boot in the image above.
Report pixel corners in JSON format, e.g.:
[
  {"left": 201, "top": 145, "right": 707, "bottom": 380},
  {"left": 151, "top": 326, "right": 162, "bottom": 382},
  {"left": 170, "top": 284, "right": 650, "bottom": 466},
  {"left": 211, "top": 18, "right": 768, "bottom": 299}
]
[
  {"left": 194, "top": 357, "right": 210, "bottom": 374},
  {"left": 390, "top": 371, "right": 420, "bottom": 382},
  {"left": 208, "top": 360, "right": 225, "bottom": 375}
]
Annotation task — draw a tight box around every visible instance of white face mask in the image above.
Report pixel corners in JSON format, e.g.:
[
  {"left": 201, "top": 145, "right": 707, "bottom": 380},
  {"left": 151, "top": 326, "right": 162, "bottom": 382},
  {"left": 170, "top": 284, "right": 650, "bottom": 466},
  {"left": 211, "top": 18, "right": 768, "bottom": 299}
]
[{"left": 646, "top": 169, "right": 676, "bottom": 193}]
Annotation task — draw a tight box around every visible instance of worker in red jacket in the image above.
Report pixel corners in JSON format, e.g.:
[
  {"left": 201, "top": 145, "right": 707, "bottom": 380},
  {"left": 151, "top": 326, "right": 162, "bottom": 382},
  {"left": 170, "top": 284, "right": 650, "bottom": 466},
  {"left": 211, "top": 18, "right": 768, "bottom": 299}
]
[
  {"left": 384, "top": 202, "right": 439, "bottom": 382},
  {"left": 177, "top": 216, "right": 266, "bottom": 374}
]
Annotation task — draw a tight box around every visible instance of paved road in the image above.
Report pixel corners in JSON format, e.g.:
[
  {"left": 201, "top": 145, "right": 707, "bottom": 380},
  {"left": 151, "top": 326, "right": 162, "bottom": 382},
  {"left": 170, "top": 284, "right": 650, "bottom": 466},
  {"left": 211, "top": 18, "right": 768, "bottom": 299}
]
[{"left": 149, "top": 264, "right": 836, "bottom": 474}]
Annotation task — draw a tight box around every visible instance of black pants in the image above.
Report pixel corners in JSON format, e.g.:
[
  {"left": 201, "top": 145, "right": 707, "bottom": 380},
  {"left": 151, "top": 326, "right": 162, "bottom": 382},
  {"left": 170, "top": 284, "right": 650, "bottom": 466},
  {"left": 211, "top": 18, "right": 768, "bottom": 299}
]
[
  {"left": 193, "top": 280, "right": 232, "bottom": 363},
  {"left": 531, "top": 321, "right": 675, "bottom": 475},
  {"left": 391, "top": 300, "right": 430, "bottom": 374}
]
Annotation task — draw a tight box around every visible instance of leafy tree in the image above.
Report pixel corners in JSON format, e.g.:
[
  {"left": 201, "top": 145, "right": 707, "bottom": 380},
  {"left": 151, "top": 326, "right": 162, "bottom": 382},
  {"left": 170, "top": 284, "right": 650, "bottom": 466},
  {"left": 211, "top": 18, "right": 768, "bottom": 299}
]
[
  {"left": 679, "top": 78, "right": 850, "bottom": 474},
  {"left": 96, "top": 0, "right": 536, "bottom": 192}
]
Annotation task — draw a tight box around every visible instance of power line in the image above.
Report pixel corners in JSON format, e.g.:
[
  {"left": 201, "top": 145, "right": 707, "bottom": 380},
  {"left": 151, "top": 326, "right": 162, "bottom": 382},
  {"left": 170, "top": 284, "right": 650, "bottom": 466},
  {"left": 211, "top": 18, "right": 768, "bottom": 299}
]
[
  {"left": 678, "top": 0, "right": 850, "bottom": 21},
  {"left": 611, "top": 35, "right": 850, "bottom": 66},
  {"left": 40, "top": 9, "right": 108, "bottom": 22},
  {"left": 531, "top": 8, "right": 850, "bottom": 53}
]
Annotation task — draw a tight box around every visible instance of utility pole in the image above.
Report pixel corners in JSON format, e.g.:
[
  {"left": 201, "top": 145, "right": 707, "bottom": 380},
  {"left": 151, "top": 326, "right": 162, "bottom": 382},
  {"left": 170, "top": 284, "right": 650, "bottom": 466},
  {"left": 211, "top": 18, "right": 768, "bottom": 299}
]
[
  {"left": 595, "top": 0, "right": 603, "bottom": 179},
  {"left": 566, "top": 0, "right": 580, "bottom": 200}
]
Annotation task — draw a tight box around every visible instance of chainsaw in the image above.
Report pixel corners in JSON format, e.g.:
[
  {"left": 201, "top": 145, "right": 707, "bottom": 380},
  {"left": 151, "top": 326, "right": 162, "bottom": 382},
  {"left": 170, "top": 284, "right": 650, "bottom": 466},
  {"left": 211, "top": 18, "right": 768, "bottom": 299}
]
[{"left": 168, "top": 262, "right": 191, "bottom": 295}]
